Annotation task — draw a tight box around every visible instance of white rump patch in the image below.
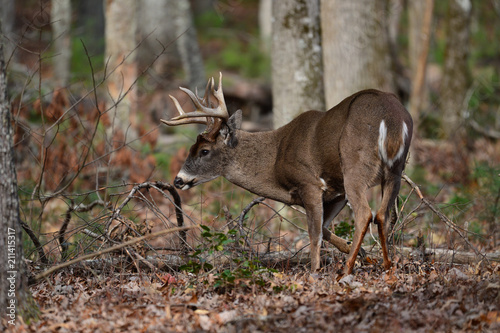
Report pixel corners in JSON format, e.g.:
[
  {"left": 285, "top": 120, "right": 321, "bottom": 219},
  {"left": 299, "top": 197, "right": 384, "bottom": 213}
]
[
  {"left": 378, "top": 120, "right": 388, "bottom": 161},
  {"left": 378, "top": 120, "right": 409, "bottom": 168},
  {"left": 320, "top": 177, "right": 328, "bottom": 191}
]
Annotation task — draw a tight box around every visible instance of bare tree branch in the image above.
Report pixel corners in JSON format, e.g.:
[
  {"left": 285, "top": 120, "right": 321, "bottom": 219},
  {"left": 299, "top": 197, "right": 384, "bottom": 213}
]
[{"left": 34, "top": 225, "right": 197, "bottom": 281}]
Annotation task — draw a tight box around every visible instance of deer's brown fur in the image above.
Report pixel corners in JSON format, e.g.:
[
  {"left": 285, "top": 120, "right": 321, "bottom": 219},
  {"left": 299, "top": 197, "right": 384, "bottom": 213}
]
[{"left": 162, "top": 74, "right": 413, "bottom": 275}]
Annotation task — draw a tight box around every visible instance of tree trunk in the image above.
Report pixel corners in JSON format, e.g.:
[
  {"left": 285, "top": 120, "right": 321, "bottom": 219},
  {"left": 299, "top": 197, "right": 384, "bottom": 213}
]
[
  {"left": 173, "top": 0, "right": 206, "bottom": 92},
  {"left": 104, "top": 0, "right": 138, "bottom": 141},
  {"left": 137, "top": 0, "right": 180, "bottom": 78},
  {"left": 51, "top": 0, "right": 72, "bottom": 87},
  {"left": 321, "top": 0, "right": 394, "bottom": 108},
  {"left": 440, "top": 0, "right": 472, "bottom": 140},
  {"left": 0, "top": 26, "right": 38, "bottom": 330},
  {"left": 258, "top": 0, "right": 273, "bottom": 53},
  {"left": 387, "top": 0, "right": 410, "bottom": 102},
  {"left": 408, "top": 0, "right": 434, "bottom": 125},
  {"left": 0, "top": 0, "right": 15, "bottom": 60},
  {"left": 271, "top": 0, "right": 324, "bottom": 129}
]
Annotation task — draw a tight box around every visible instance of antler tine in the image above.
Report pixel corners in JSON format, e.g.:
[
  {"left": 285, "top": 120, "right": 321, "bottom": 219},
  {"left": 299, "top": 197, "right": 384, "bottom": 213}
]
[
  {"left": 161, "top": 94, "right": 208, "bottom": 126},
  {"left": 202, "top": 77, "right": 213, "bottom": 106},
  {"left": 211, "top": 72, "right": 228, "bottom": 119},
  {"left": 160, "top": 117, "right": 208, "bottom": 126},
  {"left": 161, "top": 73, "right": 228, "bottom": 133},
  {"left": 168, "top": 75, "right": 228, "bottom": 121}
]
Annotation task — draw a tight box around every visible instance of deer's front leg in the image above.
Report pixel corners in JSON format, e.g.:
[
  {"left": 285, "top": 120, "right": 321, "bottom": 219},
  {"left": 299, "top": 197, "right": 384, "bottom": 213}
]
[{"left": 300, "top": 188, "right": 324, "bottom": 272}]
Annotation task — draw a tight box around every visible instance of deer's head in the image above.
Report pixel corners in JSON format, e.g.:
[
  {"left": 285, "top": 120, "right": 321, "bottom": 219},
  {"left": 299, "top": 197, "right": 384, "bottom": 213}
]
[{"left": 161, "top": 73, "right": 242, "bottom": 190}]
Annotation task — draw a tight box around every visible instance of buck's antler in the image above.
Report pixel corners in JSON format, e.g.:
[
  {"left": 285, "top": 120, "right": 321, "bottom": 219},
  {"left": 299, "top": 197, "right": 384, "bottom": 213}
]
[{"left": 161, "top": 73, "right": 229, "bottom": 140}]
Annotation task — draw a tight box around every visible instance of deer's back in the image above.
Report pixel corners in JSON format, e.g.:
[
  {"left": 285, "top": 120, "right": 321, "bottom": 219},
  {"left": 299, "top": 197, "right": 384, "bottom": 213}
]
[{"left": 274, "top": 90, "right": 412, "bottom": 197}]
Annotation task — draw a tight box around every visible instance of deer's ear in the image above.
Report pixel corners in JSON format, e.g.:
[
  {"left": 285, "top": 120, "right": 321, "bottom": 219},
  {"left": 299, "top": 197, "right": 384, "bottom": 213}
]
[
  {"left": 221, "top": 110, "right": 242, "bottom": 148},
  {"left": 227, "top": 109, "right": 242, "bottom": 131}
]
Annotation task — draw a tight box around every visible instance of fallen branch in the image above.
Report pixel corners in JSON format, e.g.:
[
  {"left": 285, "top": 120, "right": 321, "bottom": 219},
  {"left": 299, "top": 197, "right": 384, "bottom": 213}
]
[
  {"left": 35, "top": 225, "right": 197, "bottom": 281},
  {"left": 32, "top": 254, "right": 187, "bottom": 274},
  {"left": 398, "top": 246, "right": 500, "bottom": 265},
  {"left": 32, "top": 244, "right": 499, "bottom": 279},
  {"left": 258, "top": 247, "right": 500, "bottom": 268}
]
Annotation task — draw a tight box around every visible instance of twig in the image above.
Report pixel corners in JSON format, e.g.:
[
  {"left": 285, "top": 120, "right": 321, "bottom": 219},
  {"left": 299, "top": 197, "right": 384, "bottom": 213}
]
[
  {"left": 82, "top": 228, "right": 106, "bottom": 241},
  {"left": 468, "top": 118, "right": 500, "bottom": 139},
  {"left": 34, "top": 225, "right": 197, "bottom": 281},
  {"left": 59, "top": 202, "right": 72, "bottom": 261},
  {"left": 20, "top": 220, "right": 48, "bottom": 264},
  {"left": 238, "top": 197, "right": 265, "bottom": 228},
  {"left": 59, "top": 199, "right": 109, "bottom": 261},
  {"left": 402, "top": 174, "right": 486, "bottom": 262},
  {"left": 152, "top": 181, "right": 187, "bottom": 250},
  {"left": 105, "top": 182, "right": 154, "bottom": 231}
]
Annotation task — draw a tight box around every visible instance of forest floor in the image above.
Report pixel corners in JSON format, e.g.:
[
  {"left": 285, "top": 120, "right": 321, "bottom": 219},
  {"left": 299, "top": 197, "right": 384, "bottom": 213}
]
[{"left": 7, "top": 257, "right": 500, "bottom": 332}]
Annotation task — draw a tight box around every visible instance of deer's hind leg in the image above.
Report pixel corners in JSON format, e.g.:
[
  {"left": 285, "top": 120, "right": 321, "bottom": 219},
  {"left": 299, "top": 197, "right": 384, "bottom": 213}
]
[
  {"left": 322, "top": 198, "right": 366, "bottom": 258},
  {"left": 342, "top": 179, "right": 372, "bottom": 275},
  {"left": 374, "top": 172, "right": 401, "bottom": 270}
]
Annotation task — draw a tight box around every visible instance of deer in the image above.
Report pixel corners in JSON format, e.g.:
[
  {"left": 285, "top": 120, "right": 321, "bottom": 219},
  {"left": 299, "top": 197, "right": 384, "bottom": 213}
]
[{"left": 161, "top": 73, "right": 413, "bottom": 275}]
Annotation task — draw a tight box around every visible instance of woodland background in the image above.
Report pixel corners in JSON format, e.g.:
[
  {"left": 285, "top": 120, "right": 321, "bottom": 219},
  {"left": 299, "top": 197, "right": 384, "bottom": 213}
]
[{"left": 0, "top": 0, "right": 499, "bottom": 332}]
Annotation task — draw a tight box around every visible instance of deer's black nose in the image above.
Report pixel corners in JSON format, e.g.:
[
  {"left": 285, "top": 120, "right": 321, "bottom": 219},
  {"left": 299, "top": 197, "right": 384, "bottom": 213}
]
[{"left": 174, "top": 177, "right": 184, "bottom": 189}]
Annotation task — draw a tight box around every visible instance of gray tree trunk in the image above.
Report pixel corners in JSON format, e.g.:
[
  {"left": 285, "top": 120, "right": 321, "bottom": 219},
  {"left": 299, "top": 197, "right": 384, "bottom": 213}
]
[
  {"left": 51, "top": 0, "right": 72, "bottom": 87},
  {"left": 387, "top": 0, "right": 410, "bottom": 101},
  {"left": 0, "top": 0, "right": 15, "bottom": 60},
  {"left": 259, "top": 0, "right": 273, "bottom": 53},
  {"left": 440, "top": 0, "right": 472, "bottom": 139},
  {"left": 271, "top": 0, "right": 324, "bottom": 129},
  {"left": 0, "top": 26, "right": 38, "bottom": 330},
  {"left": 408, "top": 0, "right": 432, "bottom": 120},
  {"left": 321, "top": 0, "right": 394, "bottom": 108},
  {"left": 409, "top": 1, "right": 426, "bottom": 83},
  {"left": 387, "top": 0, "right": 404, "bottom": 46},
  {"left": 104, "top": 0, "right": 138, "bottom": 141},
  {"left": 137, "top": 0, "right": 179, "bottom": 77},
  {"left": 173, "top": 0, "right": 206, "bottom": 92}
]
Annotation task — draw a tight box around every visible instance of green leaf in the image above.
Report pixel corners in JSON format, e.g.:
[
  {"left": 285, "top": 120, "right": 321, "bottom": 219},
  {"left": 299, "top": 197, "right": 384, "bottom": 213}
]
[{"left": 201, "top": 232, "right": 213, "bottom": 238}]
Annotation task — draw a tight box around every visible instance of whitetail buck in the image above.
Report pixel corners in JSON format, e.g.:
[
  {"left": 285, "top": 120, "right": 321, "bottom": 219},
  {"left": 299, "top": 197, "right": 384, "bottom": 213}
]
[{"left": 162, "top": 73, "right": 412, "bottom": 275}]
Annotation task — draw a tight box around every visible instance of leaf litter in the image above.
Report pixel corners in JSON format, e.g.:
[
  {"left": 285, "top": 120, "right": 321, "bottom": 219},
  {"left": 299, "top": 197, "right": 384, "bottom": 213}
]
[{"left": 7, "top": 259, "right": 500, "bottom": 332}]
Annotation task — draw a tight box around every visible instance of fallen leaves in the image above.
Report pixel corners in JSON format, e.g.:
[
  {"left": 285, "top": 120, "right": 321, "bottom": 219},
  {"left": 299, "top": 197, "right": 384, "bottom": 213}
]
[{"left": 5, "top": 260, "right": 500, "bottom": 332}]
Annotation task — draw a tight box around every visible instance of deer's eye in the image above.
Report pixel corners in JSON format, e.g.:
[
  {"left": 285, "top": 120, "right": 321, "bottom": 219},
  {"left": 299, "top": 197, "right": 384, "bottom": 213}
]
[{"left": 200, "top": 149, "right": 210, "bottom": 157}]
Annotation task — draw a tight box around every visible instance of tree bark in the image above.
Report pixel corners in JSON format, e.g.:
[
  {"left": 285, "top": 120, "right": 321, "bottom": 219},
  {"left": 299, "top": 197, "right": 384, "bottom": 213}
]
[
  {"left": 440, "top": 0, "right": 472, "bottom": 140},
  {"left": 51, "top": 0, "right": 72, "bottom": 87},
  {"left": 104, "top": 0, "right": 138, "bottom": 141},
  {"left": 0, "top": 26, "right": 38, "bottom": 330},
  {"left": 137, "top": 0, "right": 179, "bottom": 77},
  {"left": 271, "top": 0, "right": 325, "bottom": 129},
  {"left": 173, "top": 0, "right": 206, "bottom": 92},
  {"left": 0, "top": 0, "right": 15, "bottom": 60},
  {"left": 387, "top": 0, "right": 410, "bottom": 101},
  {"left": 258, "top": 0, "right": 273, "bottom": 53},
  {"left": 321, "top": 0, "right": 394, "bottom": 108},
  {"left": 408, "top": 0, "right": 434, "bottom": 126}
]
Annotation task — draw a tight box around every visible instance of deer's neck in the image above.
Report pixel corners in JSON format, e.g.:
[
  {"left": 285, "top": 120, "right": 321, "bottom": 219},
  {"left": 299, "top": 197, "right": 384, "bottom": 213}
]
[{"left": 223, "top": 130, "right": 294, "bottom": 204}]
